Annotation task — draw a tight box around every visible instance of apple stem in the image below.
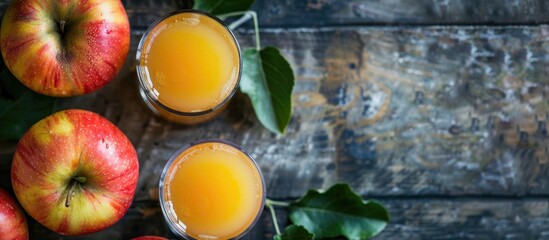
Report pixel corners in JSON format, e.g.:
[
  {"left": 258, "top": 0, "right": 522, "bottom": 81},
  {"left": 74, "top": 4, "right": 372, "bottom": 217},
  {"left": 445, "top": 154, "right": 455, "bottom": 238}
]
[
  {"left": 59, "top": 20, "right": 66, "bottom": 34},
  {"left": 65, "top": 177, "right": 86, "bottom": 207},
  {"left": 65, "top": 181, "right": 77, "bottom": 207},
  {"left": 74, "top": 176, "right": 87, "bottom": 183}
]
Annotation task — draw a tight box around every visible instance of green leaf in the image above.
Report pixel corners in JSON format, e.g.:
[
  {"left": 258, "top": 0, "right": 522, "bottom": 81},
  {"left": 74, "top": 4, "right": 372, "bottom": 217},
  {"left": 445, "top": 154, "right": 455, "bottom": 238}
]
[
  {"left": 241, "top": 47, "right": 294, "bottom": 134},
  {"left": 0, "top": 68, "right": 56, "bottom": 141},
  {"left": 274, "top": 225, "right": 314, "bottom": 240},
  {"left": 289, "top": 183, "right": 390, "bottom": 240},
  {"left": 193, "top": 0, "right": 255, "bottom": 15}
]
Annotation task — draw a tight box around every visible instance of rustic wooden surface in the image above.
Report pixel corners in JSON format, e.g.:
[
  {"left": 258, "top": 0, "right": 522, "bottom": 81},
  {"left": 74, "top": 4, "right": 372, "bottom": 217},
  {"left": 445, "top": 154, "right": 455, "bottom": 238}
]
[
  {"left": 251, "top": 0, "right": 549, "bottom": 27},
  {"left": 1, "top": 0, "right": 549, "bottom": 239}
]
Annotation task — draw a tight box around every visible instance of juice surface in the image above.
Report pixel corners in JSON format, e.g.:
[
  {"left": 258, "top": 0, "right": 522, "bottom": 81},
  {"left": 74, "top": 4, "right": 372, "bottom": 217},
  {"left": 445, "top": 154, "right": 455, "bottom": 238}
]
[
  {"left": 163, "top": 142, "right": 263, "bottom": 239},
  {"left": 140, "top": 12, "right": 239, "bottom": 112}
]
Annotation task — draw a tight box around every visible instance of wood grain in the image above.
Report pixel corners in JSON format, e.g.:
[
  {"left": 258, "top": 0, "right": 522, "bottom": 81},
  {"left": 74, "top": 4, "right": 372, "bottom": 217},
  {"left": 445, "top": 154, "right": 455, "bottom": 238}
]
[
  {"left": 119, "top": 26, "right": 549, "bottom": 199},
  {"left": 251, "top": 0, "right": 549, "bottom": 27},
  {"left": 23, "top": 198, "right": 549, "bottom": 239},
  {"left": 118, "top": 0, "right": 549, "bottom": 29},
  {"left": 376, "top": 198, "right": 549, "bottom": 239}
]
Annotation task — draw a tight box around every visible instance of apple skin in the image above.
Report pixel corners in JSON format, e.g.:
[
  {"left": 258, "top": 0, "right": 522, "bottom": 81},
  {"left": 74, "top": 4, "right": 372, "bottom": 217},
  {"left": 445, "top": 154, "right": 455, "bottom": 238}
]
[
  {"left": 0, "top": 188, "right": 28, "bottom": 240},
  {"left": 0, "top": 0, "right": 130, "bottom": 97},
  {"left": 131, "top": 237, "right": 169, "bottom": 240},
  {"left": 11, "top": 109, "right": 139, "bottom": 236}
]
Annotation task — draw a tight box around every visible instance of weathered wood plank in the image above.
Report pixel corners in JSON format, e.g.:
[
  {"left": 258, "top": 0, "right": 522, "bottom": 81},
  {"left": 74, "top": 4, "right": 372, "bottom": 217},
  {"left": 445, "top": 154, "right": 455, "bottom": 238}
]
[
  {"left": 24, "top": 199, "right": 549, "bottom": 239},
  {"left": 245, "top": 25, "right": 549, "bottom": 197},
  {"left": 120, "top": 0, "right": 549, "bottom": 29},
  {"left": 374, "top": 198, "right": 549, "bottom": 239},
  {"left": 122, "top": 0, "right": 189, "bottom": 31},
  {"left": 251, "top": 0, "right": 549, "bottom": 27},
  {"left": 104, "top": 0, "right": 549, "bottom": 30},
  {"left": 0, "top": 0, "right": 548, "bottom": 29}
]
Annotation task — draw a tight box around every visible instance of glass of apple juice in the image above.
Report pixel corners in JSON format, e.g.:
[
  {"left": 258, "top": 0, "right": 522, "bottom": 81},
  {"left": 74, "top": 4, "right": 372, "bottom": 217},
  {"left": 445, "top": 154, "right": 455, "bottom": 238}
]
[
  {"left": 159, "top": 139, "right": 265, "bottom": 239},
  {"left": 136, "top": 9, "right": 241, "bottom": 124}
]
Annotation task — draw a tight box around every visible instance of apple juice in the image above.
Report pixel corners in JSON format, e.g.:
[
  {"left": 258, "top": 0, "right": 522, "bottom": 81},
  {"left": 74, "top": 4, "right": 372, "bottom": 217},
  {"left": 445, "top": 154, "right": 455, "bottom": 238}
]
[
  {"left": 137, "top": 10, "right": 240, "bottom": 124},
  {"left": 159, "top": 140, "right": 265, "bottom": 239}
]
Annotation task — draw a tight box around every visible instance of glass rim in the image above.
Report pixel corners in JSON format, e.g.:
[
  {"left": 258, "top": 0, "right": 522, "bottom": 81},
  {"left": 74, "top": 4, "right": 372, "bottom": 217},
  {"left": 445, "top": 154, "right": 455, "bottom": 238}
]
[
  {"left": 136, "top": 9, "right": 243, "bottom": 117},
  {"left": 158, "top": 139, "right": 266, "bottom": 239}
]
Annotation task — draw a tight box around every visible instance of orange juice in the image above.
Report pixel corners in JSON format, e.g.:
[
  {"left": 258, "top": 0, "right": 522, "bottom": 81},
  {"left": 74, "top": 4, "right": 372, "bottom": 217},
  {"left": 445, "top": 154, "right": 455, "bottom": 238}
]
[
  {"left": 137, "top": 10, "right": 241, "bottom": 124},
  {"left": 159, "top": 140, "right": 265, "bottom": 239}
]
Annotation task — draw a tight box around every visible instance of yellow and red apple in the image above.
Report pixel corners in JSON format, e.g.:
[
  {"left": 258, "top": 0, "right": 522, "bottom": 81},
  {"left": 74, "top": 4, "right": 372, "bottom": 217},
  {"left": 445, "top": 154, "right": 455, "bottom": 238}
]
[
  {"left": 11, "top": 109, "right": 139, "bottom": 236},
  {"left": 0, "top": 0, "right": 130, "bottom": 97},
  {"left": 0, "top": 188, "right": 28, "bottom": 240}
]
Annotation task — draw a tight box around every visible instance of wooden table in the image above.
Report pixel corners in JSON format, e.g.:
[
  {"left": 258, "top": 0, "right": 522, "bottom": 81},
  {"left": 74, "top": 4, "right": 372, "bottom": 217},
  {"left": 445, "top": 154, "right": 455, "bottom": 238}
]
[{"left": 2, "top": 0, "right": 549, "bottom": 239}]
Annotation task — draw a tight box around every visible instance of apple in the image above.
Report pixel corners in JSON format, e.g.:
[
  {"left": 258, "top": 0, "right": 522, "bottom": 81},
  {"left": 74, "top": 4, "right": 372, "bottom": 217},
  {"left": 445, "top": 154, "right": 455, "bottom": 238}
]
[
  {"left": 11, "top": 109, "right": 139, "bottom": 236},
  {"left": 0, "top": 0, "right": 130, "bottom": 97},
  {"left": 0, "top": 188, "right": 28, "bottom": 240},
  {"left": 131, "top": 237, "right": 168, "bottom": 240}
]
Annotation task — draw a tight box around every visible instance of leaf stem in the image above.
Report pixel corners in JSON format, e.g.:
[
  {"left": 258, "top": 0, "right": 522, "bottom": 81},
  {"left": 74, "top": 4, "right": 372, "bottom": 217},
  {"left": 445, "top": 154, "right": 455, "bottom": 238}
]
[
  {"left": 251, "top": 11, "right": 260, "bottom": 51},
  {"left": 225, "top": 11, "right": 252, "bottom": 29},
  {"left": 265, "top": 200, "right": 282, "bottom": 235},
  {"left": 266, "top": 199, "right": 291, "bottom": 207},
  {"left": 218, "top": 10, "right": 261, "bottom": 51}
]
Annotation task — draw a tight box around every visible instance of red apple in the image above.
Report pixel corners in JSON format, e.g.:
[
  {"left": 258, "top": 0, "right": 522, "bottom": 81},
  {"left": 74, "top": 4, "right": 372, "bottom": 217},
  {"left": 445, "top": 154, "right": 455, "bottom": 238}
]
[
  {"left": 131, "top": 237, "right": 169, "bottom": 240},
  {"left": 11, "top": 109, "right": 139, "bottom": 236},
  {"left": 0, "top": 0, "right": 130, "bottom": 97},
  {"left": 0, "top": 188, "right": 28, "bottom": 240}
]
